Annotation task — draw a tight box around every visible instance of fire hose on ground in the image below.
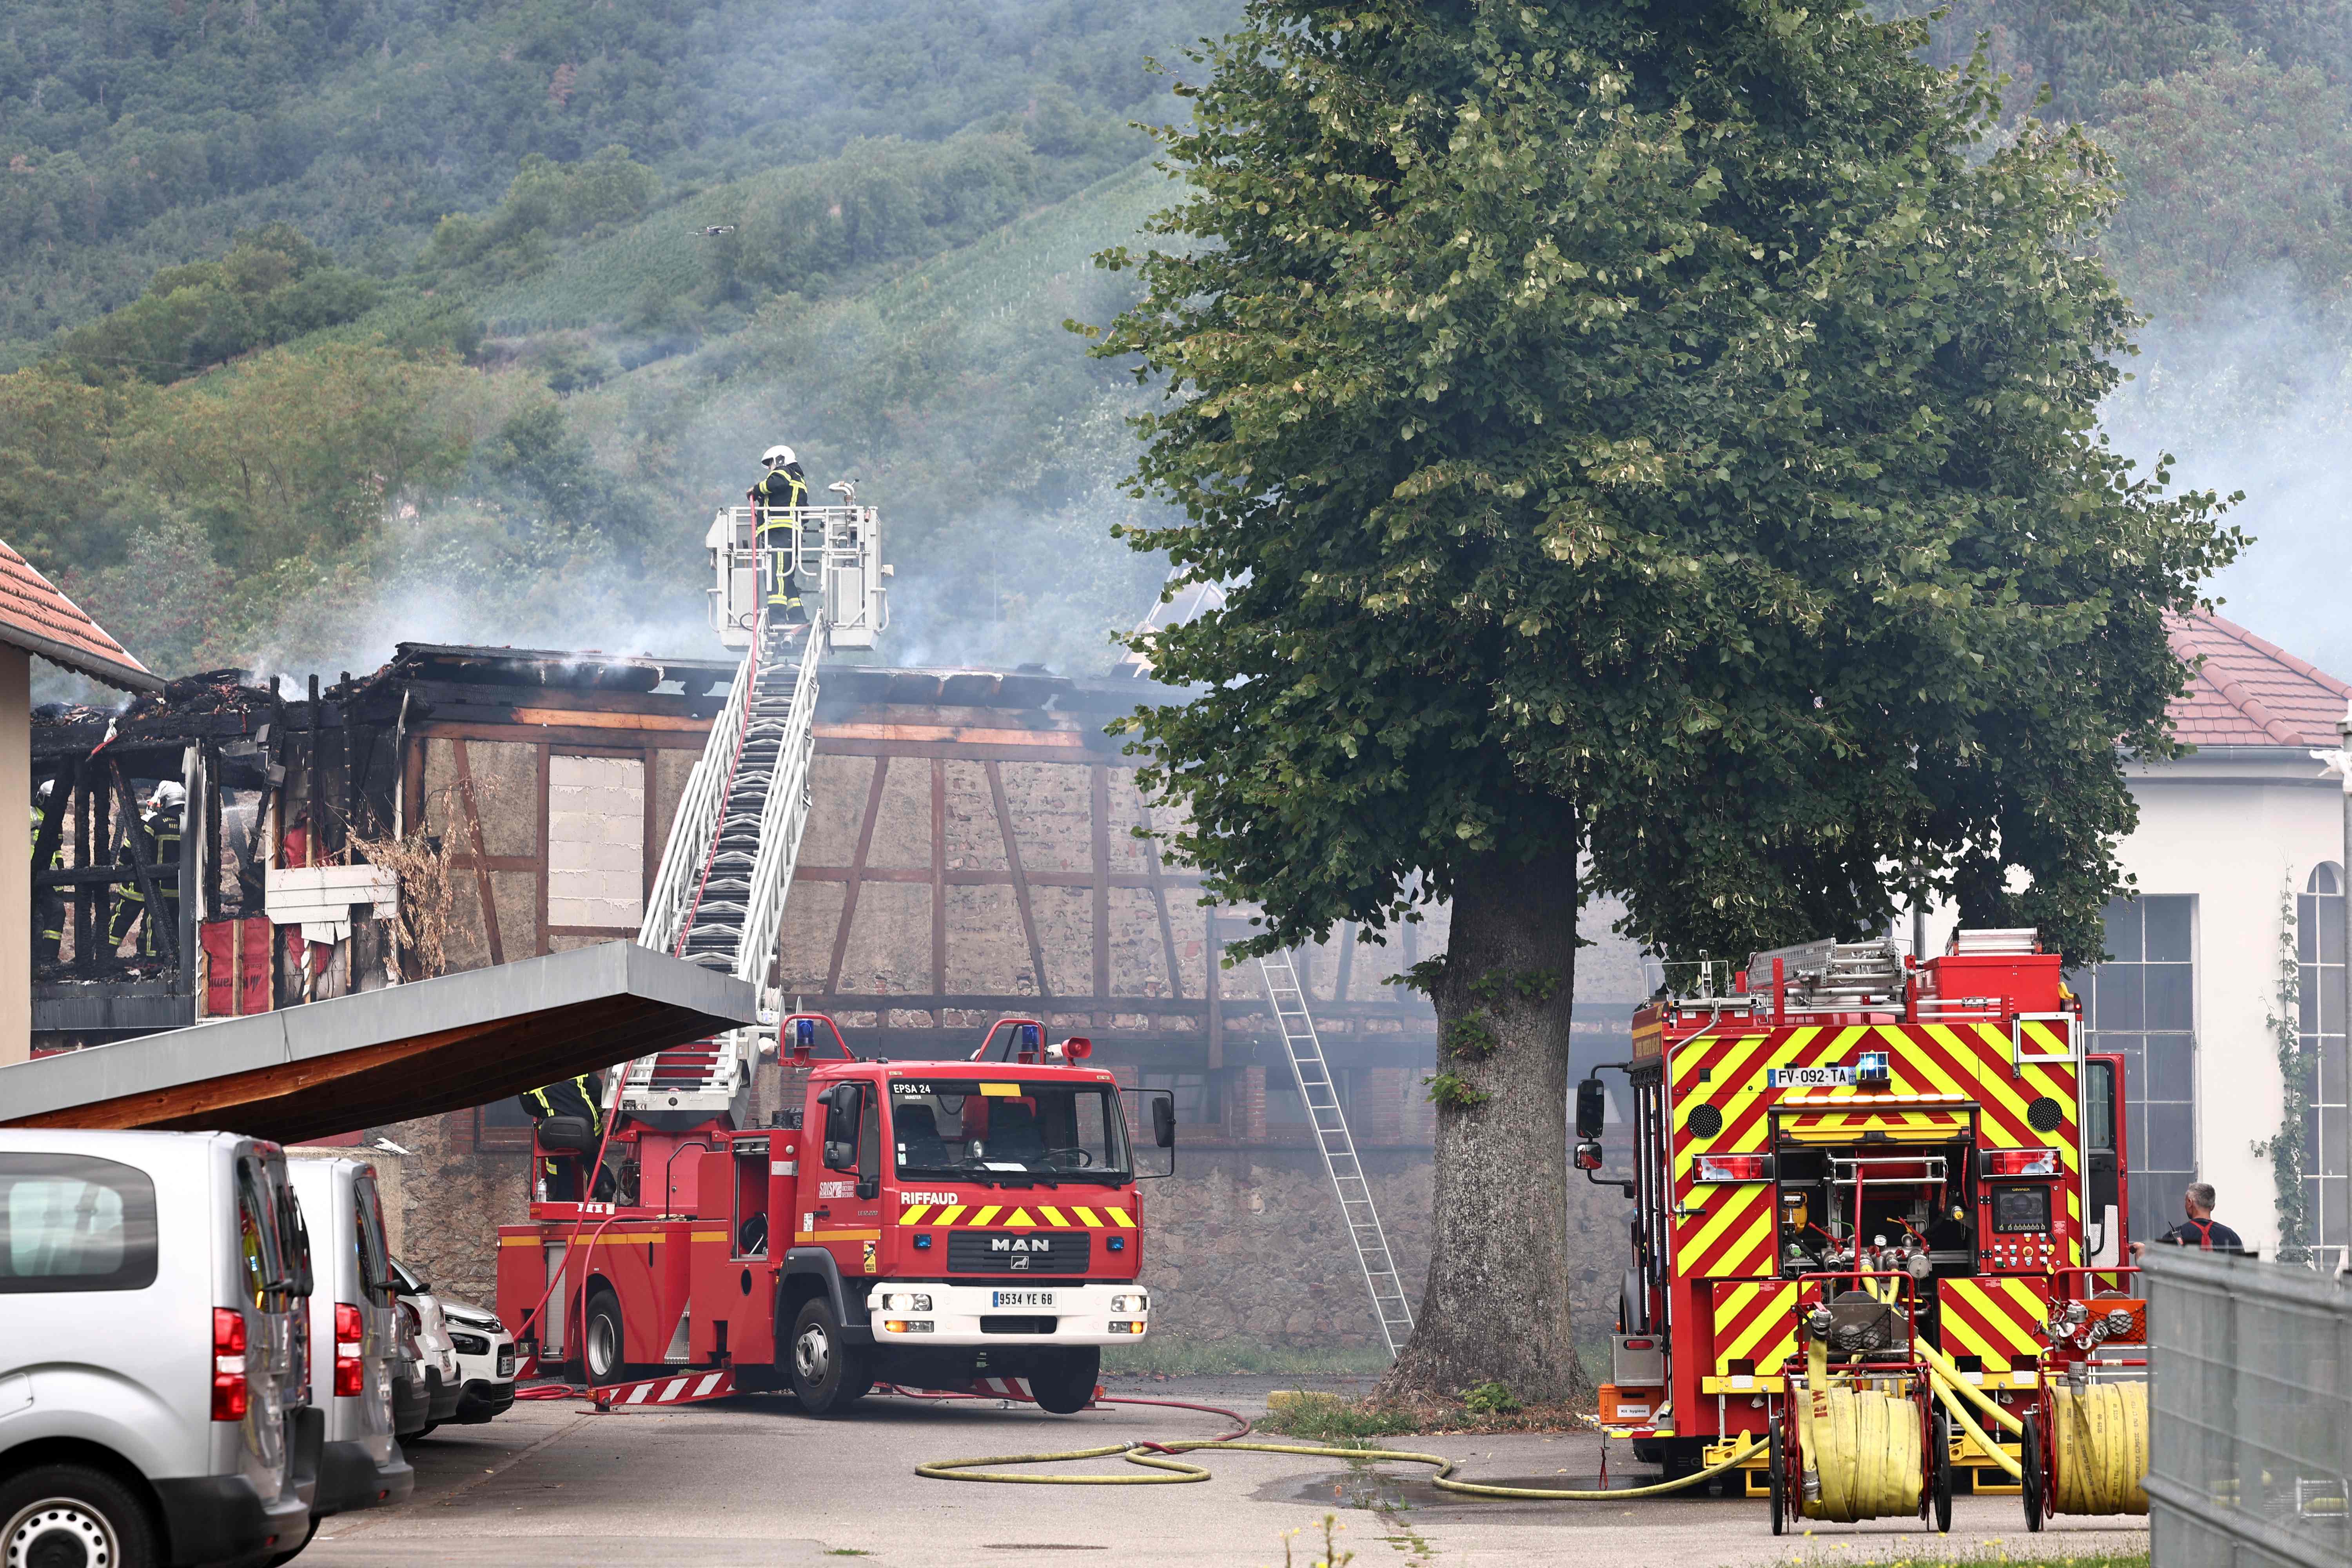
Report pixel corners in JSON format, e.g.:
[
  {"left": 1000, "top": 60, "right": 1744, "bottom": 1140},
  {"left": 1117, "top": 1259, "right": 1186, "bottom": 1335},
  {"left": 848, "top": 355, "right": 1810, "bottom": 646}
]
[{"left": 912, "top": 1391, "right": 1764, "bottom": 1496}]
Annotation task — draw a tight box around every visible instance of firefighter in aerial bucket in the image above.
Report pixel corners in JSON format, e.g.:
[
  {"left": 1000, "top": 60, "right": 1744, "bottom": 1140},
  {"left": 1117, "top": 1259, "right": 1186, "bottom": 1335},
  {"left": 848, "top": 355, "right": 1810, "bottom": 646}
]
[{"left": 751, "top": 443, "right": 809, "bottom": 626}]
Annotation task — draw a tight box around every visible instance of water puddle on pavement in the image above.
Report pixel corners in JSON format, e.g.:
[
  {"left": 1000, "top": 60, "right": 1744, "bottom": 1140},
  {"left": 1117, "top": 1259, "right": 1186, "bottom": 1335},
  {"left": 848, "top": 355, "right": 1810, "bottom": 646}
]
[{"left": 1271, "top": 1468, "right": 1615, "bottom": 1512}]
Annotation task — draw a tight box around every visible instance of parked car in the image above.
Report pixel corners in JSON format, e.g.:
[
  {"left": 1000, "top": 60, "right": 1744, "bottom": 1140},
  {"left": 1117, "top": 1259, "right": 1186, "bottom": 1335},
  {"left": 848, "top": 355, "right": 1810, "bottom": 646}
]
[
  {"left": 390, "top": 1300, "right": 430, "bottom": 1442},
  {"left": 285, "top": 1158, "right": 413, "bottom": 1534},
  {"left": 390, "top": 1260, "right": 463, "bottom": 1436},
  {"left": 0, "top": 1130, "right": 316, "bottom": 1567},
  {"left": 433, "top": 1294, "right": 517, "bottom": 1424}
]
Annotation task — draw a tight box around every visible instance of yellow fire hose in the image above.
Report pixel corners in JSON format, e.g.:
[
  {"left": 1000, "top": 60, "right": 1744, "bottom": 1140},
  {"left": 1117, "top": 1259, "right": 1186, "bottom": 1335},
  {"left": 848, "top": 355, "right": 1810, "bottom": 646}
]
[
  {"left": 918, "top": 1432, "right": 1765, "bottom": 1497},
  {"left": 2049, "top": 1382, "right": 2149, "bottom": 1515},
  {"left": 1788, "top": 1334, "right": 1923, "bottom": 1521}
]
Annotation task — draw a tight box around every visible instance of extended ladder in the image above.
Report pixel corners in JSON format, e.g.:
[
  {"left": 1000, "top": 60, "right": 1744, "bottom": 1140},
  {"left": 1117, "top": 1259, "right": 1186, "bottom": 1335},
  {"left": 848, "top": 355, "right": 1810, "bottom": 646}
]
[
  {"left": 1258, "top": 951, "right": 1416, "bottom": 1356},
  {"left": 622, "top": 616, "right": 824, "bottom": 1123}
]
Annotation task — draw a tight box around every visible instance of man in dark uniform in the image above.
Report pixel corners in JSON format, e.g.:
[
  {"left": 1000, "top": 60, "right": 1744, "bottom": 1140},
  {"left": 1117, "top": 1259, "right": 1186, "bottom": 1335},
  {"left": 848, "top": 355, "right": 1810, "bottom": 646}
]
[
  {"left": 2131, "top": 1181, "right": 2245, "bottom": 1256},
  {"left": 32, "top": 781, "right": 64, "bottom": 965},
  {"left": 519, "top": 1072, "right": 606, "bottom": 1202},
  {"left": 751, "top": 443, "right": 809, "bottom": 624}
]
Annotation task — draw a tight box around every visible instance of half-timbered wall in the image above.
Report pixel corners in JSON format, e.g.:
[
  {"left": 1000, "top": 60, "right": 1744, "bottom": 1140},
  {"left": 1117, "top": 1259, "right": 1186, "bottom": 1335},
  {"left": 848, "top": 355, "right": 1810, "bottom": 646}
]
[{"left": 372, "top": 657, "right": 1644, "bottom": 1348}]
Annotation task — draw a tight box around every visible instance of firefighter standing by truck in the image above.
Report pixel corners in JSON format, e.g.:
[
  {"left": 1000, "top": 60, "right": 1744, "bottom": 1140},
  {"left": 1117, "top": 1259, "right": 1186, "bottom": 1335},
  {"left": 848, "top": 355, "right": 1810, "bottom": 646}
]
[{"left": 519, "top": 1072, "right": 606, "bottom": 1202}]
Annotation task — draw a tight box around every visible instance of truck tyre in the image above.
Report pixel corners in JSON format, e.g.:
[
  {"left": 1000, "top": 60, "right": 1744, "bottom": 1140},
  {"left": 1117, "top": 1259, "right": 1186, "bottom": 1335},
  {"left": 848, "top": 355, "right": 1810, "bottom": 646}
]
[
  {"left": 0, "top": 1463, "right": 160, "bottom": 1568},
  {"left": 1027, "top": 1348, "right": 1101, "bottom": 1415},
  {"left": 583, "top": 1288, "right": 626, "bottom": 1386},
  {"left": 787, "top": 1298, "right": 870, "bottom": 1416}
]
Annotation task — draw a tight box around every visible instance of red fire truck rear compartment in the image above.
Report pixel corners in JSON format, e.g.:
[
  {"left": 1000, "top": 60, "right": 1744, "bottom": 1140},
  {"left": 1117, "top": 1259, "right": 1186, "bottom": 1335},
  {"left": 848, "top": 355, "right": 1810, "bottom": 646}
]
[{"left": 1581, "top": 931, "right": 2131, "bottom": 1486}]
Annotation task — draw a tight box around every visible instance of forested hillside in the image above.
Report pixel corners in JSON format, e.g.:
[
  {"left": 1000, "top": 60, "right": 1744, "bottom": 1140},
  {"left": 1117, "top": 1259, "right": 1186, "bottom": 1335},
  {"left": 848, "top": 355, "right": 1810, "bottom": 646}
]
[
  {"left": 0, "top": 0, "right": 1230, "bottom": 682},
  {"left": 6, "top": 1, "right": 2352, "bottom": 686},
  {"left": 1902, "top": 1, "right": 2352, "bottom": 673}
]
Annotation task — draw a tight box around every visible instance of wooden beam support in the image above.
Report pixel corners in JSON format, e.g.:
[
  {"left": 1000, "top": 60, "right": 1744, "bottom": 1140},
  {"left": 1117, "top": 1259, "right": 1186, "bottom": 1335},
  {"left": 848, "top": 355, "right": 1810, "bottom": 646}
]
[
  {"left": 984, "top": 760, "right": 1051, "bottom": 1002},
  {"left": 826, "top": 757, "right": 890, "bottom": 994}
]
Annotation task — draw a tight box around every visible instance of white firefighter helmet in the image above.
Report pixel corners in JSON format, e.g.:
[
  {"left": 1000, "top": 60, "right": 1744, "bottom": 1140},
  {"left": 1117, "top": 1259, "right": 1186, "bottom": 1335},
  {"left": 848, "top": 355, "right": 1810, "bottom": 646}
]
[
  {"left": 150, "top": 780, "right": 187, "bottom": 813},
  {"left": 762, "top": 444, "right": 796, "bottom": 468}
]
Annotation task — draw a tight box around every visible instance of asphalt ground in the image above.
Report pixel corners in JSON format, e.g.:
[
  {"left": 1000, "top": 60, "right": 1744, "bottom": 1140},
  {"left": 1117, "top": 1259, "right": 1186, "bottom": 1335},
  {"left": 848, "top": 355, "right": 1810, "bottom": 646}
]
[{"left": 305, "top": 1376, "right": 2150, "bottom": 1567}]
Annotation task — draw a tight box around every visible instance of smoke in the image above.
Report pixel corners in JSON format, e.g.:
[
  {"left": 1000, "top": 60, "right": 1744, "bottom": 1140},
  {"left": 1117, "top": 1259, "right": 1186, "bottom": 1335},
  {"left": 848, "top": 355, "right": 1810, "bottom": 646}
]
[{"left": 2102, "top": 278, "right": 2352, "bottom": 674}]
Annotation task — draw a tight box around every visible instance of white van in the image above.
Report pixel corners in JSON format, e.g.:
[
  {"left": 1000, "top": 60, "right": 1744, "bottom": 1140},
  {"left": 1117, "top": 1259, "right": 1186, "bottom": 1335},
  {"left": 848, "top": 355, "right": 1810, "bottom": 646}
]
[
  {"left": 0, "top": 1130, "right": 316, "bottom": 1567},
  {"left": 285, "top": 1161, "right": 412, "bottom": 1524}
]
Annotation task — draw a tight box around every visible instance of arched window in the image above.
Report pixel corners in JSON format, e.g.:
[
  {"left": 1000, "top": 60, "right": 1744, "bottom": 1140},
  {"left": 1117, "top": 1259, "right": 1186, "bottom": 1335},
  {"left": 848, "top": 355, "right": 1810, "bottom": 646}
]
[{"left": 2299, "top": 864, "right": 2346, "bottom": 1252}]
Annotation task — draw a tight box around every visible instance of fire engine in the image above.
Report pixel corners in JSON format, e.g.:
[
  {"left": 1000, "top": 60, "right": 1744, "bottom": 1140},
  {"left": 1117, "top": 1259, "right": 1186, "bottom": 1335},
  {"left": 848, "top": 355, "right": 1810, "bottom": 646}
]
[
  {"left": 493, "top": 490, "right": 1175, "bottom": 1415},
  {"left": 498, "top": 1013, "right": 1176, "bottom": 1414},
  {"left": 1583, "top": 929, "right": 2134, "bottom": 1497}
]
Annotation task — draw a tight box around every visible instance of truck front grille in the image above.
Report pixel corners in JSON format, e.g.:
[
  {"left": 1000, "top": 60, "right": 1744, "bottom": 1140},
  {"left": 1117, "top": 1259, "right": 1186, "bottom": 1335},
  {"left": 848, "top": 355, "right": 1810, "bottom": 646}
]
[
  {"left": 980, "top": 1316, "right": 1058, "bottom": 1335},
  {"left": 947, "top": 1230, "right": 1091, "bottom": 1274}
]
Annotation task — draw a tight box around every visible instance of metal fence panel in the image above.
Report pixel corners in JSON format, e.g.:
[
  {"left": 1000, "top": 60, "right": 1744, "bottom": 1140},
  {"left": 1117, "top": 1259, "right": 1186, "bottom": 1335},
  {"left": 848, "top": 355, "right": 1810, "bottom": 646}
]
[{"left": 2143, "top": 1250, "right": 2352, "bottom": 1568}]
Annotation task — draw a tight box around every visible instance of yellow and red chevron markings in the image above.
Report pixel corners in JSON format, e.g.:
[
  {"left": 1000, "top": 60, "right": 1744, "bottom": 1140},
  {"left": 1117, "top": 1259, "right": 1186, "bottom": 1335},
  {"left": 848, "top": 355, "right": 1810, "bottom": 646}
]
[
  {"left": 1939, "top": 1276, "right": 2050, "bottom": 1370},
  {"left": 1711, "top": 1281, "right": 1798, "bottom": 1376},
  {"left": 897, "top": 1202, "right": 1133, "bottom": 1229},
  {"left": 1667, "top": 1021, "right": 2085, "bottom": 1278}
]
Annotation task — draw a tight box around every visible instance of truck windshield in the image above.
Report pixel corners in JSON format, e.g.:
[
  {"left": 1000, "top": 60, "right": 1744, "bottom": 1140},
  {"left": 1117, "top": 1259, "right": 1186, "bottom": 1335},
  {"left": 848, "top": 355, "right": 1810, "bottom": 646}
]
[{"left": 889, "top": 1079, "right": 1130, "bottom": 1181}]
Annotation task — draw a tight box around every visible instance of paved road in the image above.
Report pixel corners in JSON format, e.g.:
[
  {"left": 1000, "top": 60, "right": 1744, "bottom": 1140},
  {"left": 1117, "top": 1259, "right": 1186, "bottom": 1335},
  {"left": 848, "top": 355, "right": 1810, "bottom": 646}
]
[{"left": 307, "top": 1377, "right": 2149, "bottom": 1567}]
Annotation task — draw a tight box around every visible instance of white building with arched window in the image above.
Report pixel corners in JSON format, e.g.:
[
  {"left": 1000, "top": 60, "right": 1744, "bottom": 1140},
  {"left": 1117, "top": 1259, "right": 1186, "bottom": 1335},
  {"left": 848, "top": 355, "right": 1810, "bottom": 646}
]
[{"left": 2080, "top": 612, "right": 2349, "bottom": 1259}]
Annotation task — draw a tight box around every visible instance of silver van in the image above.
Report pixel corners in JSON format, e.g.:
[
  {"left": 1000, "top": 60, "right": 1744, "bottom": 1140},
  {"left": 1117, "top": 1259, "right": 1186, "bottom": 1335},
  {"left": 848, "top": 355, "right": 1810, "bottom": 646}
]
[
  {"left": 0, "top": 1130, "right": 316, "bottom": 1567},
  {"left": 285, "top": 1161, "right": 412, "bottom": 1523}
]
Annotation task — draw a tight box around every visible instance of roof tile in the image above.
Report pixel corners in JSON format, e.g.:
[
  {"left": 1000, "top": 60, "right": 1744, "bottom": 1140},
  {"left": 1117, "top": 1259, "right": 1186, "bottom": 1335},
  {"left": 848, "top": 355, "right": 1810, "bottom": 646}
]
[
  {"left": 0, "top": 542, "right": 154, "bottom": 691},
  {"left": 2167, "top": 610, "right": 2352, "bottom": 748}
]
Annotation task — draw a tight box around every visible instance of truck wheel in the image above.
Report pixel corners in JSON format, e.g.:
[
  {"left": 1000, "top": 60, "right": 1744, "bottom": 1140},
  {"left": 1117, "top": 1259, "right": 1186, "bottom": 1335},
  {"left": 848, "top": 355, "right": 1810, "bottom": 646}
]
[
  {"left": 0, "top": 1463, "right": 160, "bottom": 1568},
  {"left": 583, "top": 1289, "right": 626, "bottom": 1387},
  {"left": 1027, "top": 1348, "right": 1101, "bottom": 1415},
  {"left": 1931, "top": 1412, "right": 1954, "bottom": 1534},
  {"left": 788, "top": 1298, "right": 870, "bottom": 1416}
]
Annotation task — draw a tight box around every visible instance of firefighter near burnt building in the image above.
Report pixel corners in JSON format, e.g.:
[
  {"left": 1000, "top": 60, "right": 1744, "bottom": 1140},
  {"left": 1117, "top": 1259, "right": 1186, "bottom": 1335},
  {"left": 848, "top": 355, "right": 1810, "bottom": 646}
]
[
  {"left": 495, "top": 480, "right": 1181, "bottom": 1419},
  {"left": 1584, "top": 929, "right": 2152, "bottom": 1533}
]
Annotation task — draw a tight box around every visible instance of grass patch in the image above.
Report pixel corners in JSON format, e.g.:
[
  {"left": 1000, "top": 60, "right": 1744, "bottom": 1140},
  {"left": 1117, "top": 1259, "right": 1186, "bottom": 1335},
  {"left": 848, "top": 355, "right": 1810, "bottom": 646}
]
[
  {"left": 1101, "top": 1339, "right": 1394, "bottom": 1377},
  {"left": 1255, "top": 1387, "right": 1593, "bottom": 1441}
]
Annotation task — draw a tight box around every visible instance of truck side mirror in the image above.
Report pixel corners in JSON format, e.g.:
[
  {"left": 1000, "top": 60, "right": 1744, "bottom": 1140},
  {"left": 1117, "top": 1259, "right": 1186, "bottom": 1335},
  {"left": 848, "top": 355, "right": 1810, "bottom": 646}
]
[
  {"left": 822, "top": 1085, "right": 857, "bottom": 1171},
  {"left": 1152, "top": 1096, "right": 1176, "bottom": 1150},
  {"left": 1575, "top": 1078, "right": 1607, "bottom": 1141},
  {"left": 1574, "top": 1139, "right": 1604, "bottom": 1172},
  {"left": 855, "top": 1101, "right": 880, "bottom": 1201}
]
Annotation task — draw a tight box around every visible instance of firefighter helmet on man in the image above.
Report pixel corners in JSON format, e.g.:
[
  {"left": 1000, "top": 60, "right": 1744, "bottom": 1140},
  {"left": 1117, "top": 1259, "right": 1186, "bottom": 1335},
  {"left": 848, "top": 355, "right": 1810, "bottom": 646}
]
[{"left": 762, "top": 445, "right": 796, "bottom": 468}]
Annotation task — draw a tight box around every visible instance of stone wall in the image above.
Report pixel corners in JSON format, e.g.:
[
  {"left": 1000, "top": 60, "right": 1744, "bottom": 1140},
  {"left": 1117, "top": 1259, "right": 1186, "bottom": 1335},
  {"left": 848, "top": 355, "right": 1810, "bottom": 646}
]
[{"left": 1134, "top": 1148, "right": 1632, "bottom": 1349}]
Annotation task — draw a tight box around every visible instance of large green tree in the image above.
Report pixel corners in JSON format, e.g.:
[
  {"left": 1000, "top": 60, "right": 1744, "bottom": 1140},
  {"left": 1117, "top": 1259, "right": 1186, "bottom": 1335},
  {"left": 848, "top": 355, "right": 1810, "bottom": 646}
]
[{"left": 1089, "top": 0, "right": 2239, "bottom": 1399}]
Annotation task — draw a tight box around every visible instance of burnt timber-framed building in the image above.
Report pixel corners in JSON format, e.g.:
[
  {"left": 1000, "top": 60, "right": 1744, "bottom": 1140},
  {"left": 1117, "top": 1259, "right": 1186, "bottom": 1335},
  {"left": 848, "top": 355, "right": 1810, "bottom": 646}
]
[{"left": 29, "top": 643, "right": 1645, "bottom": 1346}]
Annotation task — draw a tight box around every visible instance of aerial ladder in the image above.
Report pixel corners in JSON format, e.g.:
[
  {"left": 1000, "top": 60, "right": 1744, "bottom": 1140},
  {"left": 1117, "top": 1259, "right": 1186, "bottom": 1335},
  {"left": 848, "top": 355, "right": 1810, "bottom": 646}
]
[{"left": 619, "top": 488, "right": 889, "bottom": 1127}]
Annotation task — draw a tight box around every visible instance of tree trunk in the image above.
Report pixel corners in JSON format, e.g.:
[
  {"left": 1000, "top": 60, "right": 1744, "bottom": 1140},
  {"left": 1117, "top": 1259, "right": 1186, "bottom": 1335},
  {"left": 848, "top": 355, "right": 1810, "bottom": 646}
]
[{"left": 1376, "top": 845, "right": 1589, "bottom": 1404}]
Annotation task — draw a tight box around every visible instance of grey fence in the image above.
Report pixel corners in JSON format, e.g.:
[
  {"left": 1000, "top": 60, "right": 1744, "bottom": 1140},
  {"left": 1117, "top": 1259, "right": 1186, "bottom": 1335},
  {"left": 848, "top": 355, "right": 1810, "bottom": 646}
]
[{"left": 2144, "top": 1249, "right": 2352, "bottom": 1568}]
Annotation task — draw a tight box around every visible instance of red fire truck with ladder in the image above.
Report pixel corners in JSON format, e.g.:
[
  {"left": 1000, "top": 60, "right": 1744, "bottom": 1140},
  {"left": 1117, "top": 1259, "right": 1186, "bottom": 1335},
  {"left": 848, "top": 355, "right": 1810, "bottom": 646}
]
[
  {"left": 1581, "top": 929, "right": 2149, "bottom": 1524},
  {"left": 495, "top": 491, "right": 1178, "bottom": 1414}
]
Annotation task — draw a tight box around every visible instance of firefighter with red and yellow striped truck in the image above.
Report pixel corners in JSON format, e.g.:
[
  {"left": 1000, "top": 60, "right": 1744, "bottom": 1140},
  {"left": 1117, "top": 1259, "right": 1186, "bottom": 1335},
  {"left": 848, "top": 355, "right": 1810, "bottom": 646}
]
[{"left": 1582, "top": 929, "right": 2144, "bottom": 1521}]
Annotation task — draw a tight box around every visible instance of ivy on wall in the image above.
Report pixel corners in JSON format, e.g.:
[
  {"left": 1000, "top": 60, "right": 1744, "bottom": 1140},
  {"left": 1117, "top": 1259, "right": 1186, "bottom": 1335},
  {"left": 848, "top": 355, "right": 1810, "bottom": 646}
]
[{"left": 2255, "top": 878, "right": 2312, "bottom": 1256}]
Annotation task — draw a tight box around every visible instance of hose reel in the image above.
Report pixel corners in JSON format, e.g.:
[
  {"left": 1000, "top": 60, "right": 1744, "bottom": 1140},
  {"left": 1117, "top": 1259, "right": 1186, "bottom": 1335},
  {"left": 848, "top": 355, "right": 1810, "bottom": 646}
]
[
  {"left": 2035, "top": 1379, "right": 2151, "bottom": 1524},
  {"left": 1771, "top": 1284, "right": 1950, "bottom": 1536}
]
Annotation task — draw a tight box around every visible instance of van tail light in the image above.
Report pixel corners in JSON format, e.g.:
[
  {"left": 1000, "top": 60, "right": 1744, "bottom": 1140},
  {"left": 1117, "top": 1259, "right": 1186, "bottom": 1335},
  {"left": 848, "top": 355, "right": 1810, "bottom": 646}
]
[
  {"left": 212, "top": 1307, "right": 249, "bottom": 1422},
  {"left": 1695, "top": 1153, "right": 1772, "bottom": 1183},
  {"left": 335, "top": 1303, "right": 365, "bottom": 1397},
  {"left": 1981, "top": 1148, "right": 2060, "bottom": 1177}
]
